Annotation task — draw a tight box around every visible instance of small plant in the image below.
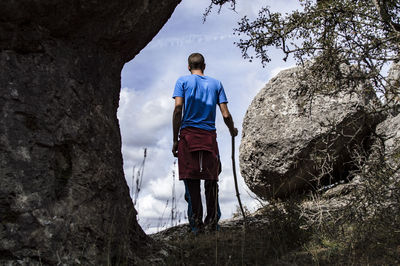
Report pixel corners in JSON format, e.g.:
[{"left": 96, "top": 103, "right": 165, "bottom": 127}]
[
  {"left": 170, "top": 160, "right": 178, "bottom": 227},
  {"left": 131, "top": 148, "right": 147, "bottom": 207},
  {"left": 231, "top": 205, "right": 250, "bottom": 219}
]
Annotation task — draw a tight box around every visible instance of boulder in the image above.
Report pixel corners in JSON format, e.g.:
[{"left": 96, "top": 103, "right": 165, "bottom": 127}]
[
  {"left": 0, "top": 0, "right": 180, "bottom": 265},
  {"left": 240, "top": 66, "right": 382, "bottom": 200},
  {"left": 376, "top": 113, "right": 400, "bottom": 169},
  {"left": 386, "top": 61, "right": 400, "bottom": 114}
]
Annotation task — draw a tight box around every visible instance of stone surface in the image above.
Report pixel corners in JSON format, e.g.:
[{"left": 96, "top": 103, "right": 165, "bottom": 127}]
[
  {"left": 376, "top": 113, "right": 400, "bottom": 169},
  {"left": 240, "top": 66, "right": 382, "bottom": 200},
  {"left": 0, "top": 0, "right": 181, "bottom": 265},
  {"left": 310, "top": 113, "right": 400, "bottom": 223},
  {"left": 386, "top": 61, "right": 400, "bottom": 114}
]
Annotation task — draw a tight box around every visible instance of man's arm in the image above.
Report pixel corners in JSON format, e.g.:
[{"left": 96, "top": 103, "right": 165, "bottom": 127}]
[
  {"left": 172, "top": 97, "right": 183, "bottom": 157},
  {"left": 218, "top": 103, "right": 238, "bottom": 137}
]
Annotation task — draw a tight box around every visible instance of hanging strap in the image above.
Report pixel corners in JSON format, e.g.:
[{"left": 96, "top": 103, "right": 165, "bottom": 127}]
[{"left": 199, "top": 151, "right": 203, "bottom": 172}]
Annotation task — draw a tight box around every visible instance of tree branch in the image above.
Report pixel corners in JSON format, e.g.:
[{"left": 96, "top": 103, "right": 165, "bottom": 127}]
[{"left": 372, "top": 0, "right": 400, "bottom": 34}]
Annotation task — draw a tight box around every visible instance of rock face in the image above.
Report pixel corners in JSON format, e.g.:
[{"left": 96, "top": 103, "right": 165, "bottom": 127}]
[
  {"left": 376, "top": 113, "right": 400, "bottom": 168},
  {"left": 387, "top": 61, "right": 400, "bottom": 114},
  {"left": 309, "top": 112, "right": 400, "bottom": 224},
  {"left": 0, "top": 1, "right": 180, "bottom": 265},
  {"left": 240, "top": 66, "right": 381, "bottom": 200}
]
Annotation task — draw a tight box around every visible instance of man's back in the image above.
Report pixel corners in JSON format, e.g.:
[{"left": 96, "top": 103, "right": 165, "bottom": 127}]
[
  {"left": 173, "top": 74, "right": 227, "bottom": 131},
  {"left": 172, "top": 52, "right": 237, "bottom": 158},
  {"left": 171, "top": 52, "right": 238, "bottom": 234}
]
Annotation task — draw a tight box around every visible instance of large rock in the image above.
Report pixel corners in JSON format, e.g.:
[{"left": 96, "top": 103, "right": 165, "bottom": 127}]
[
  {"left": 386, "top": 61, "right": 400, "bottom": 114},
  {"left": 376, "top": 113, "right": 400, "bottom": 168},
  {"left": 0, "top": 1, "right": 180, "bottom": 265},
  {"left": 240, "top": 66, "right": 381, "bottom": 200}
]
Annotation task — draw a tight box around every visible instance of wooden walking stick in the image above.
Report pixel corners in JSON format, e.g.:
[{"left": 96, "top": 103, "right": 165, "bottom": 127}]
[{"left": 231, "top": 135, "right": 246, "bottom": 221}]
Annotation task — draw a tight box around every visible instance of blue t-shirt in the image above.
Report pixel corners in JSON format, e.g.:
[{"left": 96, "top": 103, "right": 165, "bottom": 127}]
[{"left": 173, "top": 74, "right": 228, "bottom": 131}]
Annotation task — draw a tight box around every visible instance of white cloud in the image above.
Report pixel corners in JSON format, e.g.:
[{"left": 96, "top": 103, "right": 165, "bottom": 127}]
[
  {"left": 148, "top": 34, "right": 236, "bottom": 49},
  {"left": 269, "top": 65, "right": 296, "bottom": 79}
]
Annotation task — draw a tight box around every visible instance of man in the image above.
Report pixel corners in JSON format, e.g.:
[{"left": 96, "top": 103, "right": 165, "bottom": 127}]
[{"left": 172, "top": 53, "right": 238, "bottom": 234}]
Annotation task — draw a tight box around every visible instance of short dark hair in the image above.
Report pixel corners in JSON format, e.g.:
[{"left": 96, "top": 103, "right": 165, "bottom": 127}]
[{"left": 188, "top": 53, "right": 205, "bottom": 70}]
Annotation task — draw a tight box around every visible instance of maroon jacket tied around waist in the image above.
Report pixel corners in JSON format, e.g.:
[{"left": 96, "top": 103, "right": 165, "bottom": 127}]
[{"left": 178, "top": 127, "right": 220, "bottom": 180}]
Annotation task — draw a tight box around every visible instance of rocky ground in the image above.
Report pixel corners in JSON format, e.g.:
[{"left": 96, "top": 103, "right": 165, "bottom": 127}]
[{"left": 149, "top": 177, "right": 400, "bottom": 265}]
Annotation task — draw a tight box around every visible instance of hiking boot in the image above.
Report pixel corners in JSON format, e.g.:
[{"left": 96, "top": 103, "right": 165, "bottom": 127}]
[{"left": 191, "top": 225, "right": 205, "bottom": 236}]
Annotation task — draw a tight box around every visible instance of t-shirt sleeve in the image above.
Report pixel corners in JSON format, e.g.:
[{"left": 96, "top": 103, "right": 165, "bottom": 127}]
[
  {"left": 172, "top": 78, "right": 184, "bottom": 99},
  {"left": 218, "top": 81, "right": 228, "bottom": 104}
]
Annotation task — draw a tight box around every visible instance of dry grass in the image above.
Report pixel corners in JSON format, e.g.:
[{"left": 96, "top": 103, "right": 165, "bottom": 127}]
[{"left": 156, "top": 189, "right": 400, "bottom": 265}]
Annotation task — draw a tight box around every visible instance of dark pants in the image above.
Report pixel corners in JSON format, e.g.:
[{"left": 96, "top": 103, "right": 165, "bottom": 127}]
[{"left": 184, "top": 179, "right": 221, "bottom": 231}]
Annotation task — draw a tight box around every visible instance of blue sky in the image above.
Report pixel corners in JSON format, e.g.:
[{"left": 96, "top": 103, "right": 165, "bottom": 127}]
[{"left": 117, "top": 0, "right": 300, "bottom": 233}]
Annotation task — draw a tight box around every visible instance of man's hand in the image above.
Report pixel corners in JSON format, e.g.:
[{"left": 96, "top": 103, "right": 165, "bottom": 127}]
[
  {"left": 172, "top": 141, "right": 179, "bottom": 157},
  {"left": 231, "top": 127, "right": 238, "bottom": 137},
  {"left": 219, "top": 103, "right": 238, "bottom": 137}
]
